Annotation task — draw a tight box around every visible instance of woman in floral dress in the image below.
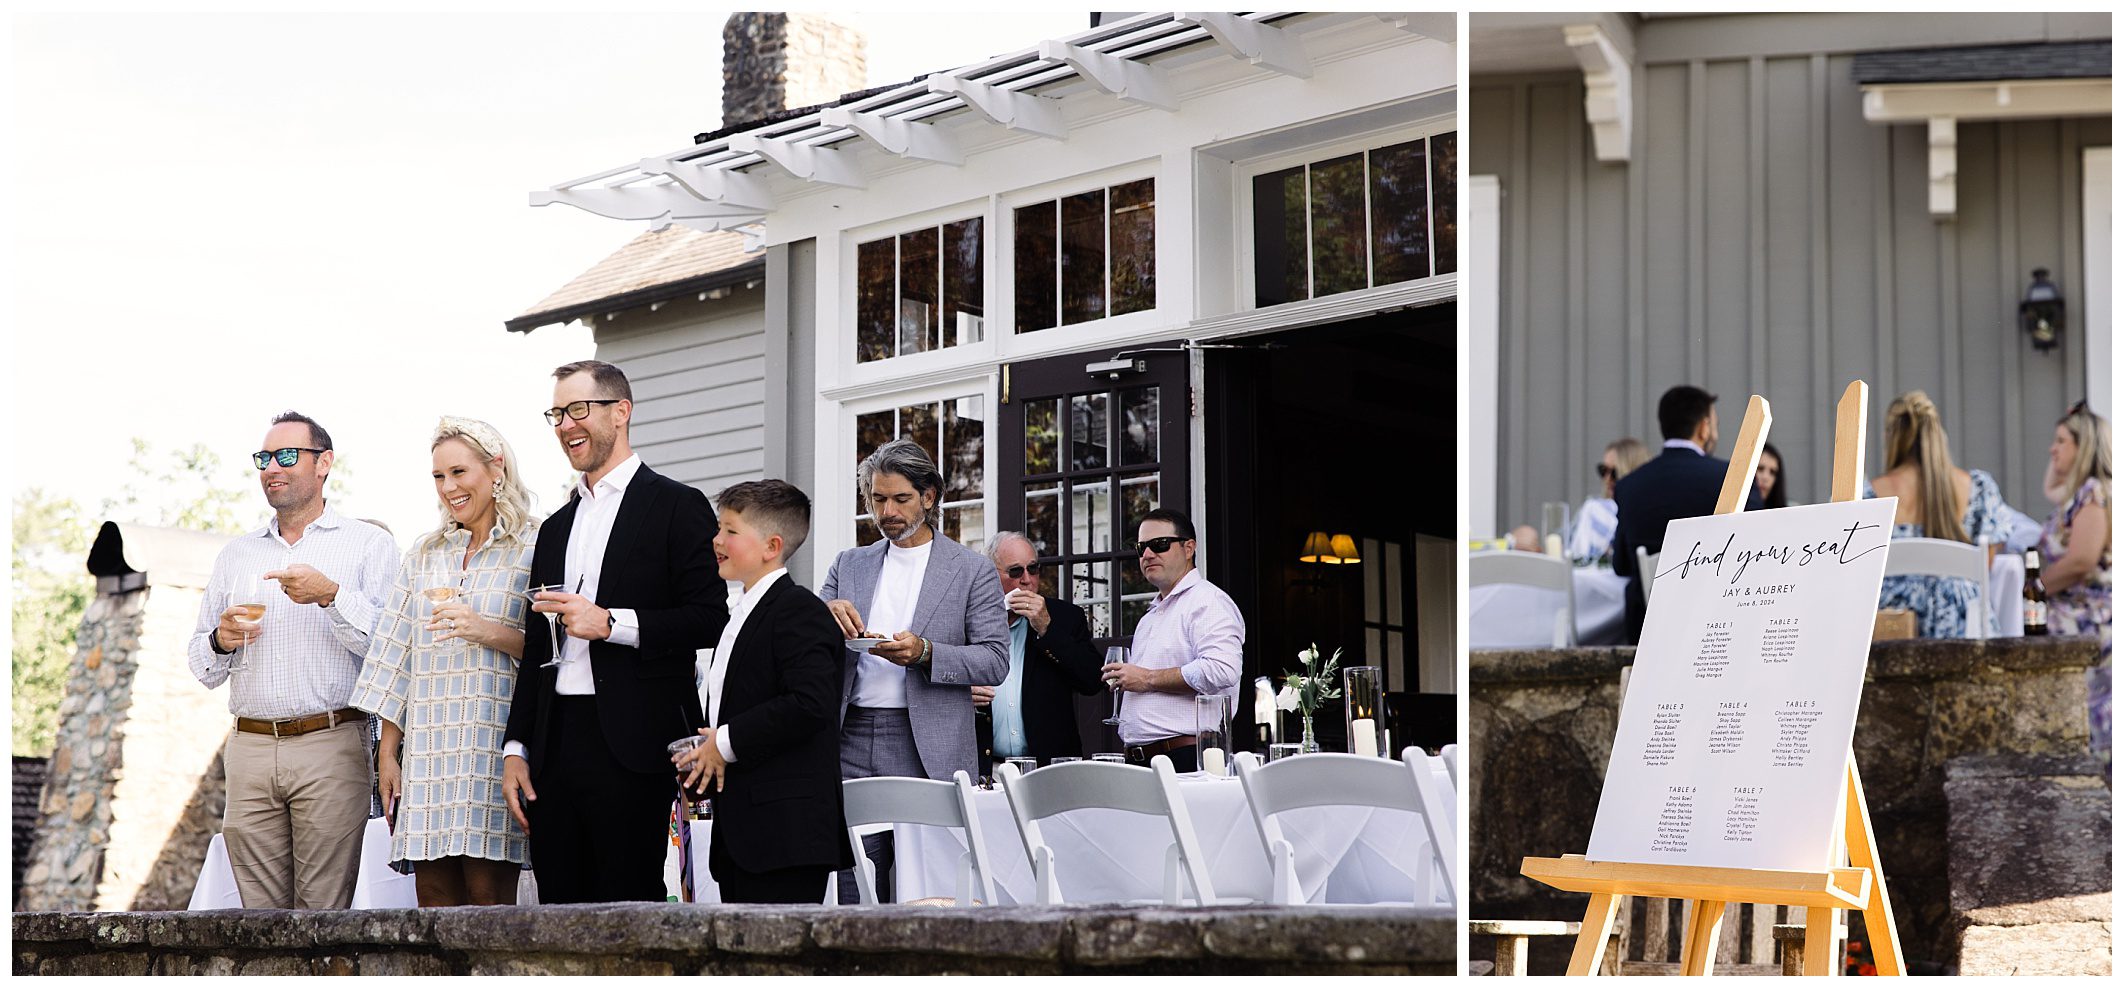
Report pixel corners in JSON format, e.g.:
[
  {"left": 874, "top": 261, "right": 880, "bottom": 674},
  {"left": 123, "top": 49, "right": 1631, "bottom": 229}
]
[
  {"left": 2038, "top": 401, "right": 2110, "bottom": 756},
  {"left": 352, "top": 417, "right": 539, "bottom": 906},
  {"left": 1866, "top": 391, "right": 2017, "bottom": 639}
]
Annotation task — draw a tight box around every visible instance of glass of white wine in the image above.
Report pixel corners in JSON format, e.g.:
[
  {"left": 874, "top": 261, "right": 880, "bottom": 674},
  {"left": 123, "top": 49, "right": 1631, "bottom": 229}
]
[
  {"left": 1103, "top": 645, "right": 1130, "bottom": 727},
  {"left": 226, "top": 576, "right": 269, "bottom": 674},
  {"left": 421, "top": 556, "right": 464, "bottom": 659}
]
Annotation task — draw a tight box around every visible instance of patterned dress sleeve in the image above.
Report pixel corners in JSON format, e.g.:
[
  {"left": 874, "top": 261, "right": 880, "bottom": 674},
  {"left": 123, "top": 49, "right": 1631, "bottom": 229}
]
[
  {"left": 1965, "top": 470, "right": 2015, "bottom": 546},
  {"left": 350, "top": 545, "right": 423, "bottom": 728}
]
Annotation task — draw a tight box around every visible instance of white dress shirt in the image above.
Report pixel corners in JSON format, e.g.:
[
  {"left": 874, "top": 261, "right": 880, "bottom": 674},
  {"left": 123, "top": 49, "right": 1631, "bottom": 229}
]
[
  {"left": 554, "top": 454, "right": 643, "bottom": 695},
  {"left": 705, "top": 568, "right": 787, "bottom": 763},
  {"left": 1117, "top": 568, "right": 1247, "bottom": 746},
  {"left": 851, "top": 539, "right": 931, "bottom": 708},
  {"left": 1662, "top": 438, "right": 1706, "bottom": 455}
]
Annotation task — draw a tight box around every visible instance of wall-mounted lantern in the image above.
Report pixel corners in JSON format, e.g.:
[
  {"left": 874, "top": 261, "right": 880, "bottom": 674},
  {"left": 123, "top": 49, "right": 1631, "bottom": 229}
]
[{"left": 2020, "top": 268, "right": 2064, "bottom": 354}]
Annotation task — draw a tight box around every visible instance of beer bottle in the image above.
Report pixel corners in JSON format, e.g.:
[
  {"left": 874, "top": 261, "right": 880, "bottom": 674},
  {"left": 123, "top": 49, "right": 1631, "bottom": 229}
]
[{"left": 2022, "top": 550, "right": 2049, "bottom": 636}]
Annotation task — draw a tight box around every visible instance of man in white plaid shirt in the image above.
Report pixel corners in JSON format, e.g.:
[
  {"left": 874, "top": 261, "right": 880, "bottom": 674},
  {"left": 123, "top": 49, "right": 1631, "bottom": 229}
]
[{"left": 187, "top": 411, "right": 398, "bottom": 909}]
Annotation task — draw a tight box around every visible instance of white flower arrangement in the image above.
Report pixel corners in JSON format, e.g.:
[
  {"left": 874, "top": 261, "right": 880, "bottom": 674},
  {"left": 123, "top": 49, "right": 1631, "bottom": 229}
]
[{"left": 1276, "top": 642, "right": 1343, "bottom": 716}]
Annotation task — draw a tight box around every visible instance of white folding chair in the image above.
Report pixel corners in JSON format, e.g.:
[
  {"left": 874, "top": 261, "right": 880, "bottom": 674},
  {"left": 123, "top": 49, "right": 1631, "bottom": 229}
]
[
  {"left": 994, "top": 757, "right": 1224, "bottom": 906},
  {"left": 840, "top": 770, "right": 997, "bottom": 906},
  {"left": 1439, "top": 743, "right": 1461, "bottom": 793},
  {"left": 1883, "top": 537, "right": 1990, "bottom": 637},
  {"left": 1470, "top": 550, "right": 1578, "bottom": 646},
  {"left": 1636, "top": 547, "right": 1660, "bottom": 606},
  {"left": 1232, "top": 750, "right": 1459, "bottom": 908}
]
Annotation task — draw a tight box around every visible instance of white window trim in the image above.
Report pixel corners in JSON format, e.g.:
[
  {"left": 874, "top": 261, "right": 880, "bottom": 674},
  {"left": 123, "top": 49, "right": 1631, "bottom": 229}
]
[
  {"left": 820, "top": 374, "right": 1000, "bottom": 566},
  {"left": 835, "top": 198, "right": 1001, "bottom": 391},
  {"left": 1231, "top": 114, "right": 1456, "bottom": 313},
  {"left": 996, "top": 160, "right": 1166, "bottom": 362}
]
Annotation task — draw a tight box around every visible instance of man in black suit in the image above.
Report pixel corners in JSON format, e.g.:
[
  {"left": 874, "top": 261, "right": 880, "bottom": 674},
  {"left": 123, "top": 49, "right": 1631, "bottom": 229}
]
[
  {"left": 675, "top": 480, "right": 853, "bottom": 904},
  {"left": 1612, "top": 385, "right": 1763, "bottom": 642},
  {"left": 501, "top": 359, "right": 728, "bottom": 903},
  {"left": 972, "top": 531, "right": 1105, "bottom": 769}
]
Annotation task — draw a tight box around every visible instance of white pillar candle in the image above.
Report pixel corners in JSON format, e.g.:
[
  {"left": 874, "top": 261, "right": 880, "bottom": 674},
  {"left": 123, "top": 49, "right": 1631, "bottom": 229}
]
[
  {"left": 1544, "top": 533, "right": 1565, "bottom": 559},
  {"left": 1202, "top": 747, "right": 1227, "bottom": 777},
  {"left": 1350, "top": 718, "right": 1378, "bottom": 758}
]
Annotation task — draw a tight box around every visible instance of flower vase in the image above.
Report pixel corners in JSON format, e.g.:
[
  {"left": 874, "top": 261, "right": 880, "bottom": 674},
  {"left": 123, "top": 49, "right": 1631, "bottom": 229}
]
[{"left": 1299, "top": 713, "right": 1321, "bottom": 754}]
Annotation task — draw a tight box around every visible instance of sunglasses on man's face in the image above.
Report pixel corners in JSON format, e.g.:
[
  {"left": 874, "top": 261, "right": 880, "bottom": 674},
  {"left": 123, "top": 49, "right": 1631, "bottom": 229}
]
[
  {"left": 253, "top": 447, "right": 326, "bottom": 470},
  {"left": 1003, "top": 562, "right": 1042, "bottom": 580},
  {"left": 1134, "top": 536, "right": 1186, "bottom": 556}
]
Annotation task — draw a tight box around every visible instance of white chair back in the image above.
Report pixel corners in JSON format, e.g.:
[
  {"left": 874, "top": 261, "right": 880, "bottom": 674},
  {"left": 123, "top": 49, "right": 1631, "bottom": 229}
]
[
  {"left": 1231, "top": 750, "right": 1459, "bottom": 908},
  {"left": 1439, "top": 743, "right": 1460, "bottom": 793},
  {"left": 1883, "top": 537, "right": 1990, "bottom": 637},
  {"left": 840, "top": 771, "right": 997, "bottom": 906},
  {"left": 1636, "top": 547, "right": 1659, "bottom": 606},
  {"left": 1469, "top": 550, "right": 1577, "bottom": 646},
  {"left": 995, "top": 757, "right": 1217, "bottom": 906}
]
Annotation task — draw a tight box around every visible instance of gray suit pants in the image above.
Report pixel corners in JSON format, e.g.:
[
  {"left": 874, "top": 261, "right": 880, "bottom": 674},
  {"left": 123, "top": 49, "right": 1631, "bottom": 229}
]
[{"left": 838, "top": 706, "right": 925, "bottom": 903}]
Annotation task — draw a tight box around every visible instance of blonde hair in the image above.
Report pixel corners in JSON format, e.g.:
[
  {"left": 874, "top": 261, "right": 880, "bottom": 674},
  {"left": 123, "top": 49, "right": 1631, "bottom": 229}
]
[
  {"left": 416, "top": 416, "right": 539, "bottom": 553},
  {"left": 1882, "top": 390, "right": 1968, "bottom": 543},
  {"left": 1607, "top": 437, "right": 1651, "bottom": 479},
  {"left": 2055, "top": 402, "right": 2112, "bottom": 508}
]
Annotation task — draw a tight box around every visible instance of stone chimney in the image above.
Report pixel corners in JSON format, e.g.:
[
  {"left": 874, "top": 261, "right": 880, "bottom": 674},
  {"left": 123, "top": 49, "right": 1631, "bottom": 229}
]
[{"left": 721, "top": 13, "right": 869, "bottom": 130}]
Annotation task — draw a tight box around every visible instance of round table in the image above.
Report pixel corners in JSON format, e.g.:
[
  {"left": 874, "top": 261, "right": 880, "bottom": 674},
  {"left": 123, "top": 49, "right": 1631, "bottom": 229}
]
[{"left": 1469, "top": 567, "right": 1630, "bottom": 647}]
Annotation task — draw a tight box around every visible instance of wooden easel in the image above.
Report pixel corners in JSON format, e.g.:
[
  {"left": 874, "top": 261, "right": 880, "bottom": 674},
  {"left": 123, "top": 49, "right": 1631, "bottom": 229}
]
[{"left": 1520, "top": 382, "right": 1907, "bottom": 976}]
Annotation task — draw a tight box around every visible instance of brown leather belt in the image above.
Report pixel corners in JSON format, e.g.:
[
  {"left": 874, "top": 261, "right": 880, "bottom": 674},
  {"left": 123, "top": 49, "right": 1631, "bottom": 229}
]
[
  {"left": 235, "top": 707, "right": 366, "bottom": 738},
  {"left": 1124, "top": 733, "right": 1199, "bottom": 764}
]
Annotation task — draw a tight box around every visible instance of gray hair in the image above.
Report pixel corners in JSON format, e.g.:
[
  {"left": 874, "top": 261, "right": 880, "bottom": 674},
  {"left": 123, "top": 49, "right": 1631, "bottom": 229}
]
[
  {"left": 984, "top": 530, "right": 1034, "bottom": 563},
  {"left": 858, "top": 439, "right": 945, "bottom": 504}
]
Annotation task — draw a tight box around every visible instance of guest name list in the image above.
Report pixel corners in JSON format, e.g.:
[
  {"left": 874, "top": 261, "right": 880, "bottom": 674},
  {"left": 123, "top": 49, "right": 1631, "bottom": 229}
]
[{"left": 1586, "top": 498, "right": 1895, "bottom": 871}]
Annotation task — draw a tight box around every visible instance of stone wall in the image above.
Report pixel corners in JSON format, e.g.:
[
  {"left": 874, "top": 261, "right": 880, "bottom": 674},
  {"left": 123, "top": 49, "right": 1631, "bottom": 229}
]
[
  {"left": 12, "top": 904, "right": 1453, "bottom": 976},
  {"left": 1471, "top": 636, "right": 2104, "bottom": 973},
  {"left": 1946, "top": 753, "right": 2112, "bottom": 976},
  {"left": 721, "top": 13, "right": 868, "bottom": 130}
]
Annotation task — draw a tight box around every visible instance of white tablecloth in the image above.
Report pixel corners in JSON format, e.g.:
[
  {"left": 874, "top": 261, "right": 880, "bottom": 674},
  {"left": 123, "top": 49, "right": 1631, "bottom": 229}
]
[
  {"left": 894, "top": 773, "right": 1437, "bottom": 906},
  {"left": 189, "top": 817, "right": 417, "bottom": 909},
  {"left": 1988, "top": 555, "right": 2023, "bottom": 638},
  {"left": 1469, "top": 567, "right": 1629, "bottom": 647}
]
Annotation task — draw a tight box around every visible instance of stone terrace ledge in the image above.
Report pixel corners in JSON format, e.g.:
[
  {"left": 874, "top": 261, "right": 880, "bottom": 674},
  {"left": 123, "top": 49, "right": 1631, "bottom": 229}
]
[{"left": 14, "top": 904, "right": 1455, "bottom": 976}]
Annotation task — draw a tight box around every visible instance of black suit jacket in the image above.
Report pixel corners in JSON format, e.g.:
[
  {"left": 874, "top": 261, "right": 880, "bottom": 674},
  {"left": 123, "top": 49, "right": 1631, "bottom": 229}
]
[
  {"left": 976, "top": 596, "right": 1106, "bottom": 767},
  {"left": 1612, "top": 446, "right": 1763, "bottom": 641},
  {"left": 707, "top": 576, "right": 856, "bottom": 877},
  {"left": 504, "top": 464, "right": 728, "bottom": 777}
]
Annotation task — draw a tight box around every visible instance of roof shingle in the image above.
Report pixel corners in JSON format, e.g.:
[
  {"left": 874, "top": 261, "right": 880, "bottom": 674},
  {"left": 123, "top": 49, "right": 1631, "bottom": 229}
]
[
  {"left": 508, "top": 226, "right": 764, "bottom": 333},
  {"left": 1852, "top": 41, "right": 2112, "bottom": 85}
]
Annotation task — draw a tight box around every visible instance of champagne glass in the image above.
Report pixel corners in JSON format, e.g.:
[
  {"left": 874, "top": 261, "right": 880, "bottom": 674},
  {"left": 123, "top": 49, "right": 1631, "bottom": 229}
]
[
  {"left": 226, "top": 576, "right": 269, "bottom": 673},
  {"left": 1102, "top": 645, "right": 1130, "bottom": 726},
  {"left": 525, "top": 583, "right": 567, "bottom": 668}
]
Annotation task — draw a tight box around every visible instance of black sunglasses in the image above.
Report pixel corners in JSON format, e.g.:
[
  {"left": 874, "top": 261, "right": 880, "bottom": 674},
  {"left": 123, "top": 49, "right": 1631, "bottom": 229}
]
[
  {"left": 1133, "top": 536, "right": 1186, "bottom": 555},
  {"left": 1596, "top": 464, "right": 1616, "bottom": 480},
  {"left": 544, "top": 399, "right": 622, "bottom": 426},
  {"left": 1004, "top": 562, "right": 1042, "bottom": 580},
  {"left": 253, "top": 447, "right": 327, "bottom": 470}
]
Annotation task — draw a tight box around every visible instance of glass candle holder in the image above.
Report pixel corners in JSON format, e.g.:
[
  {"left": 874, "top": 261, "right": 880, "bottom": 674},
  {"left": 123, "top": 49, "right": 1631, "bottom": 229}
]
[
  {"left": 1342, "top": 665, "right": 1386, "bottom": 757},
  {"left": 1195, "top": 693, "right": 1232, "bottom": 777}
]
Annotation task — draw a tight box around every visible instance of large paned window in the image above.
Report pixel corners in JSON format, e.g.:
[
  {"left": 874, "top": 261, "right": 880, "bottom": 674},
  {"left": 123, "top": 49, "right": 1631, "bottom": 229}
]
[
  {"left": 856, "top": 219, "right": 984, "bottom": 363},
  {"left": 1013, "top": 178, "right": 1155, "bottom": 333},
  {"left": 1251, "top": 132, "right": 1455, "bottom": 307},
  {"left": 854, "top": 396, "right": 986, "bottom": 547}
]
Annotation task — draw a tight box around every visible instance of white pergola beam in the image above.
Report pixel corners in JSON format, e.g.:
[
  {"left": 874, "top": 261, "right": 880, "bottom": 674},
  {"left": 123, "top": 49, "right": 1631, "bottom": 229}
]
[
  {"left": 1928, "top": 116, "right": 1957, "bottom": 217},
  {"left": 639, "top": 157, "right": 776, "bottom": 211},
  {"left": 1174, "top": 12, "right": 1312, "bottom": 78},
  {"left": 529, "top": 184, "right": 760, "bottom": 224},
  {"left": 1037, "top": 39, "right": 1179, "bottom": 111},
  {"left": 1564, "top": 23, "right": 1633, "bottom": 164},
  {"left": 925, "top": 74, "right": 1068, "bottom": 140},
  {"left": 1376, "top": 12, "right": 1455, "bottom": 45},
  {"left": 820, "top": 107, "right": 965, "bottom": 165},
  {"left": 727, "top": 133, "right": 868, "bottom": 189}
]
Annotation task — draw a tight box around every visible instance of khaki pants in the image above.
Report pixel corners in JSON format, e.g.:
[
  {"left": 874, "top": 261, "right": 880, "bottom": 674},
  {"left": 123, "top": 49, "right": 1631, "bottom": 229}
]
[{"left": 221, "top": 719, "right": 370, "bottom": 909}]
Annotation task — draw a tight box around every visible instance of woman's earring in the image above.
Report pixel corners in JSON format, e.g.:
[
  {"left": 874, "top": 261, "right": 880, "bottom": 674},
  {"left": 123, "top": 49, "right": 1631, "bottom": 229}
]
[{"left": 492, "top": 478, "right": 504, "bottom": 500}]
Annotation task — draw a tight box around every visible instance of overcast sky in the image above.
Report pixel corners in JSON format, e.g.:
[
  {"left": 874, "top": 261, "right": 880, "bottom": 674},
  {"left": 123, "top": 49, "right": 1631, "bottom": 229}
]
[{"left": 9, "top": 9, "right": 1085, "bottom": 543}]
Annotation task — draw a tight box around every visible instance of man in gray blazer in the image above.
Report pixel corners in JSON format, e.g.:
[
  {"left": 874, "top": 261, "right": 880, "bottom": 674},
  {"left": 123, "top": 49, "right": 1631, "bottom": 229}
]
[{"left": 822, "top": 438, "right": 1009, "bottom": 901}]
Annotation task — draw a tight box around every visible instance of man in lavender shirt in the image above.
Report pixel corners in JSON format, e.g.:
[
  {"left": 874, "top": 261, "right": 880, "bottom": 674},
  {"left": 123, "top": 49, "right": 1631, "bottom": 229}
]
[{"left": 1101, "top": 508, "right": 1245, "bottom": 773}]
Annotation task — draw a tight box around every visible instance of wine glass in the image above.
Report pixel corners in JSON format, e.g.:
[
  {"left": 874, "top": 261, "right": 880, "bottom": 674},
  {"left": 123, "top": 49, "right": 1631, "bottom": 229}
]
[
  {"left": 1102, "top": 645, "right": 1130, "bottom": 726},
  {"left": 421, "top": 556, "right": 464, "bottom": 658},
  {"left": 226, "top": 575, "right": 269, "bottom": 673},
  {"left": 525, "top": 583, "right": 567, "bottom": 668}
]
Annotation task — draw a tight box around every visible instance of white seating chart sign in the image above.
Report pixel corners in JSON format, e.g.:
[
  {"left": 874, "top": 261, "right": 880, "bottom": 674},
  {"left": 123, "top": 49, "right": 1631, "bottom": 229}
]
[{"left": 1586, "top": 498, "right": 1896, "bottom": 871}]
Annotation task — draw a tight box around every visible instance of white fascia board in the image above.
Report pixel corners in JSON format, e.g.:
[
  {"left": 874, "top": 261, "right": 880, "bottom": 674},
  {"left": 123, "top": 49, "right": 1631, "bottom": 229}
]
[
  {"left": 1861, "top": 78, "right": 2111, "bottom": 123},
  {"left": 1377, "top": 12, "right": 1455, "bottom": 45}
]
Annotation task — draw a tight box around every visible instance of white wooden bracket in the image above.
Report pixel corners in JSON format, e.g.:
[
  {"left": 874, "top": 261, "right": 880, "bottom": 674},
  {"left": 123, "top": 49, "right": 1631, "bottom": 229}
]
[
  {"left": 1037, "top": 40, "right": 1179, "bottom": 111},
  {"left": 1565, "top": 23, "right": 1633, "bottom": 164},
  {"left": 820, "top": 106, "right": 965, "bottom": 165},
  {"left": 728, "top": 133, "right": 868, "bottom": 189},
  {"left": 639, "top": 157, "right": 776, "bottom": 211},
  {"left": 1174, "top": 13, "right": 1312, "bottom": 79},
  {"left": 925, "top": 74, "right": 1068, "bottom": 140},
  {"left": 1927, "top": 116, "right": 1956, "bottom": 217},
  {"left": 1375, "top": 12, "right": 1455, "bottom": 45},
  {"left": 529, "top": 184, "right": 760, "bottom": 225}
]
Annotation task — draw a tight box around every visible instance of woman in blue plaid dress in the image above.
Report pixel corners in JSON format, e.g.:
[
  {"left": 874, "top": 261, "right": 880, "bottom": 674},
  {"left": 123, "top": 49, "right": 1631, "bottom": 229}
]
[{"left": 352, "top": 417, "right": 540, "bottom": 906}]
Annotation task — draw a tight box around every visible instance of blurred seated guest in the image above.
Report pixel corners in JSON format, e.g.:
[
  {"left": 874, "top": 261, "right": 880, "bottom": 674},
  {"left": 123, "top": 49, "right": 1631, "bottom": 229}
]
[
  {"left": 971, "top": 532, "right": 1104, "bottom": 770},
  {"left": 2038, "top": 401, "right": 2110, "bottom": 754},
  {"left": 1613, "top": 386, "right": 1762, "bottom": 641},
  {"left": 1567, "top": 438, "right": 1650, "bottom": 562},
  {"left": 1865, "top": 390, "right": 2016, "bottom": 639},
  {"left": 1756, "top": 442, "right": 1789, "bottom": 509},
  {"left": 1104, "top": 509, "right": 1244, "bottom": 773}
]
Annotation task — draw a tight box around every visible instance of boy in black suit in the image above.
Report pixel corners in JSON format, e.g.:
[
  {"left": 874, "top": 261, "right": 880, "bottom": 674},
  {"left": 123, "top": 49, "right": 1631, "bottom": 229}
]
[{"left": 675, "top": 480, "right": 854, "bottom": 903}]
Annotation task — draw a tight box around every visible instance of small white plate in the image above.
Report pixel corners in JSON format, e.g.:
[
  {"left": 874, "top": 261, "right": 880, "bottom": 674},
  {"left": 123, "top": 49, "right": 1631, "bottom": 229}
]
[{"left": 845, "top": 637, "right": 892, "bottom": 651}]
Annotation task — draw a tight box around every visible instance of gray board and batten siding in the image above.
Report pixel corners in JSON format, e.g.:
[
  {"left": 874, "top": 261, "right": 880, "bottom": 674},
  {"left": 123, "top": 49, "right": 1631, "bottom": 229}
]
[
  {"left": 1473, "top": 13, "right": 2111, "bottom": 530},
  {"left": 591, "top": 290, "right": 770, "bottom": 504}
]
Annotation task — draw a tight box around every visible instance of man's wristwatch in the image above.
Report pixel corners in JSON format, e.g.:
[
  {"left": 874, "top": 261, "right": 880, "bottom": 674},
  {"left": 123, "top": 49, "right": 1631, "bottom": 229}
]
[
  {"left": 918, "top": 637, "right": 933, "bottom": 665},
  {"left": 208, "top": 630, "right": 234, "bottom": 655}
]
